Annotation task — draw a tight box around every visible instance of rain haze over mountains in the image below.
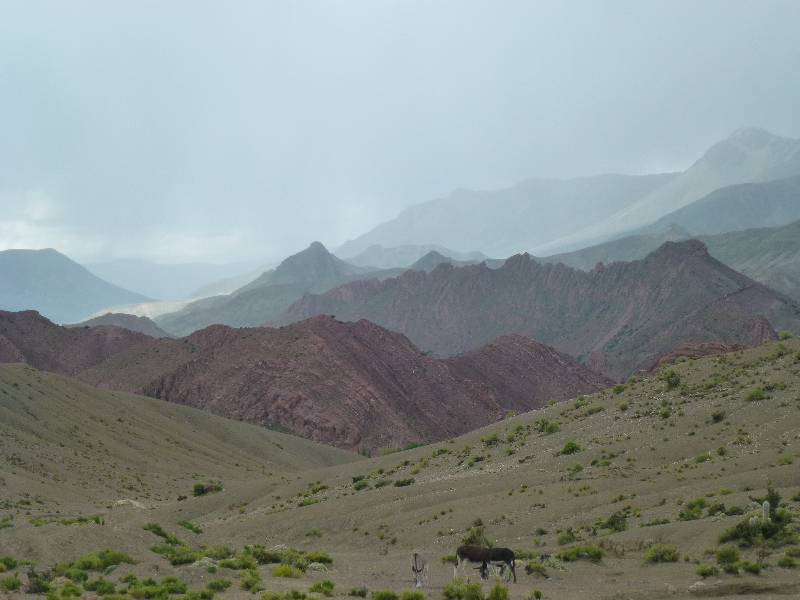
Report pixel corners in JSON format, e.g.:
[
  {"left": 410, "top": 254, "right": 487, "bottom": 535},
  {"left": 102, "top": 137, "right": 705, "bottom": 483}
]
[{"left": 2, "top": 1, "right": 799, "bottom": 269}]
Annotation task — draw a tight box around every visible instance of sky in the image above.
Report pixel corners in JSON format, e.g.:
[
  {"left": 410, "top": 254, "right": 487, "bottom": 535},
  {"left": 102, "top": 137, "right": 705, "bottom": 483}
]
[{"left": 1, "top": 1, "right": 799, "bottom": 265}]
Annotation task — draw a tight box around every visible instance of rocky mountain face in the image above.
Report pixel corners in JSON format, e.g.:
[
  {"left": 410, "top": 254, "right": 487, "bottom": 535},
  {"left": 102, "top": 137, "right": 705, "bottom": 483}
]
[
  {"left": 538, "top": 218, "right": 800, "bottom": 303},
  {"left": 342, "top": 244, "right": 490, "bottom": 269},
  {"left": 0, "top": 248, "right": 152, "bottom": 324},
  {"left": 266, "top": 240, "right": 800, "bottom": 380},
  {"left": 0, "top": 310, "right": 609, "bottom": 450},
  {"left": 154, "top": 242, "right": 396, "bottom": 337},
  {"left": 442, "top": 334, "right": 610, "bottom": 413},
  {"left": 0, "top": 310, "right": 149, "bottom": 375}
]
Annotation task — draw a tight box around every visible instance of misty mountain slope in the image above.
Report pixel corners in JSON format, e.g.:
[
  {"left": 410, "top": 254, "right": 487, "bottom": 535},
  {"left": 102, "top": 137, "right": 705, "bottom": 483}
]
[
  {"left": 342, "top": 244, "right": 490, "bottom": 269},
  {"left": 0, "top": 248, "right": 153, "bottom": 324},
  {"left": 632, "top": 175, "right": 800, "bottom": 237},
  {"left": 266, "top": 240, "right": 800, "bottom": 379},
  {"left": 154, "top": 242, "right": 398, "bottom": 337},
  {"left": 701, "top": 219, "right": 800, "bottom": 302},
  {"left": 538, "top": 224, "right": 693, "bottom": 271},
  {"left": 535, "top": 127, "right": 800, "bottom": 254},
  {"left": 66, "top": 312, "right": 176, "bottom": 338},
  {"left": 336, "top": 172, "right": 678, "bottom": 259},
  {"left": 83, "top": 258, "right": 261, "bottom": 301}
]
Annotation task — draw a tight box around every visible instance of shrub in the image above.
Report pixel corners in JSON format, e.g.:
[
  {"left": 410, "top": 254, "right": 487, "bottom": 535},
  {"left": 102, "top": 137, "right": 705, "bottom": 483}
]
[
  {"left": 371, "top": 591, "right": 398, "bottom": 600},
  {"left": 487, "top": 581, "right": 507, "bottom": 600},
  {"left": 642, "top": 544, "right": 679, "bottom": 564},
  {"left": 177, "top": 520, "right": 203, "bottom": 534},
  {"left": 531, "top": 591, "right": 542, "bottom": 600},
  {"left": 271, "top": 565, "right": 303, "bottom": 578},
  {"left": 561, "top": 440, "right": 580, "bottom": 455},
  {"left": 0, "top": 575, "right": 22, "bottom": 593},
  {"left": 308, "top": 580, "right": 335, "bottom": 596},
  {"left": 348, "top": 588, "right": 368, "bottom": 597},
  {"left": 305, "top": 550, "right": 333, "bottom": 565},
  {"left": 0, "top": 557, "right": 17, "bottom": 570},
  {"left": 394, "top": 478, "right": 415, "bottom": 487},
  {"left": 778, "top": 555, "right": 797, "bottom": 568},
  {"left": 440, "top": 578, "right": 484, "bottom": 600},
  {"left": 556, "top": 544, "right": 603, "bottom": 562},
  {"left": 524, "top": 563, "right": 547, "bottom": 578},
  {"left": 353, "top": 480, "right": 369, "bottom": 491},
  {"left": 745, "top": 388, "right": 765, "bottom": 402},
  {"left": 240, "top": 569, "right": 263, "bottom": 592},
  {"left": 440, "top": 555, "right": 456, "bottom": 565},
  {"left": 193, "top": 481, "right": 222, "bottom": 496},
  {"left": 740, "top": 560, "right": 761, "bottom": 574},
  {"left": 401, "top": 591, "right": 425, "bottom": 600},
  {"left": 543, "top": 421, "right": 559, "bottom": 434},
  {"left": 696, "top": 565, "right": 719, "bottom": 578},
  {"left": 74, "top": 550, "right": 137, "bottom": 571},
  {"left": 462, "top": 525, "right": 491, "bottom": 547},
  {"left": 715, "top": 547, "right": 739, "bottom": 565},
  {"left": 84, "top": 577, "right": 116, "bottom": 595},
  {"left": 61, "top": 581, "right": 84, "bottom": 597},
  {"left": 678, "top": 497, "right": 707, "bottom": 521},
  {"left": 207, "top": 579, "right": 232, "bottom": 592},
  {"left": 661, "top": 368, "right": 680, "bottom": 390}
]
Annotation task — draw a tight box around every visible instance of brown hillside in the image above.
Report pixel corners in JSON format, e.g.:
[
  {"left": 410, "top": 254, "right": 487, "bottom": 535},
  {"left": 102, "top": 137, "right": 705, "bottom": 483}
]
[
  {"left": 141, "top": 317, "right": 501, "bottom": 451},
  {"left": 0, "top": 309, "right": 149, "bottom": 375},
  {"left": 266, "top": 240, "right": 800, "bottom": 379},
  {"left": 442, "top": 334, "right": 609, "bottom": 412}
]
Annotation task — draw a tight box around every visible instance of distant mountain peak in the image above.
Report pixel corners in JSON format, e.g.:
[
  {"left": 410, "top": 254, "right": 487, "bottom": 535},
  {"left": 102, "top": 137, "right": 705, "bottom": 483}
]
[{"left": 727, "top": 127, "right": 776, "bottom": 147}]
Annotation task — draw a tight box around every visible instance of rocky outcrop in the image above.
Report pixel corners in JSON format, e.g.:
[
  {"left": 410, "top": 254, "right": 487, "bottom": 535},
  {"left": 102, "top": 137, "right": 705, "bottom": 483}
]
[{"left": 266, "top": 240, "right": 800, "bottom": 379}]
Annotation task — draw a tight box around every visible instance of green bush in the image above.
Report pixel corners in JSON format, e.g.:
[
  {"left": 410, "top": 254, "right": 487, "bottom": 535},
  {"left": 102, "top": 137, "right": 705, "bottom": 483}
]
[
  {"left": 401, "top": 591, "right": 426, "bottom": 600},
  {"left": 348, "top": 588, "right": 368, "bottom": 597},
  {"left": 61, "top": 581, "right": 84, "bottom": 597},
  {"left": 177, "top": 520, "right": 203, "bottom": 534},
  {"left": 524, "top": 562, "right": 546, "bottom": 578},
  {"left": 696, "top": 565, "right": 719, "bottom": 578},
  {"left": 440, "top": 578, "right": 484, "bottom": 600},
  {"left": 531, "top": 591, "right": 542, "bottom": 600},
  {"left": 740, "top": 560, "right": 761, "bottom": 574},
  {"left": 777, "top": 555, "right": 797, "bottom": 568},
  {"left": 543, "top": 421, "right": 559, "bottom": 434},
  {"left": 642, "top": 544, "right": 679, "bottom": 564},
  {"left": 353, "top": 481, "right": 369, "bottom": 491},
  {"left": 271, "top": 564, "right": 303, "bottom": 578},
  {"left": 0, "top": 575, "right": 22, "bottom": 593},
  {"left": 84, "top": 577, "right": 116, "bottom": 595},
  {"left": 556, "top": 544, "right": 603, "bottom": 562},
  {"left": 487, "top": 580, "right": 507, "bottom": 600},
  {"left": 0, "top": 557, "right": 17, "bottom": 570},
  {"left": 561, "top": 440, "right": 580, "bottom": 455},
  {"left": 74, "top": 550, "right": 137, "bottom": 572},
  {"left": 440, "top": 555, "right": 456, "bottom": 565},
  {"left": 370, "top": 591, "right": 398, "bottom": 600},
  {"left": 239, "top": 569, "right": 263, "bottom": 592},
  {"left": 745, "top": 388, "right": 765, "bottom": 402},
  {"left": 206, "top": 579, "right": 232, "bottom": 592},
  {"left": 308, "top": 580, "right": 335, "bottom": 596},
  {"left": 394, "top": 478, "right": 415, "bottom": 487},
  {"left": 716, "top": 548, "right": 739, "bottom": 565}
]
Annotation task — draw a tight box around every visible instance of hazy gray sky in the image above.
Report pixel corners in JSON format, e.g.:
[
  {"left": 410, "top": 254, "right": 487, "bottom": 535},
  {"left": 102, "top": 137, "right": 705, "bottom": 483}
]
[{"left": 1, "top": 1, "right": 799, "bottom": 264}]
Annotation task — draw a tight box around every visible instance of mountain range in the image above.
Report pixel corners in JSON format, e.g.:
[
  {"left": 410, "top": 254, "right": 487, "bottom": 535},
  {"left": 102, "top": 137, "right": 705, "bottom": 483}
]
[
  {"left": 337, "top": 128, "right": 800, "bottom": 258},
  {"left": 0, "top": 309, "right": 608, "bottom": 450},
  {"left": 266, "top": 240, "right": 800, "bottom": 379}
]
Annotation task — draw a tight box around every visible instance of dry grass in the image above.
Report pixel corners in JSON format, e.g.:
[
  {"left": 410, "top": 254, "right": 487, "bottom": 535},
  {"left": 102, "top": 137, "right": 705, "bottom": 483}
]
[{"left": 2, "top": 337, "right": 800, "bottom": 599}]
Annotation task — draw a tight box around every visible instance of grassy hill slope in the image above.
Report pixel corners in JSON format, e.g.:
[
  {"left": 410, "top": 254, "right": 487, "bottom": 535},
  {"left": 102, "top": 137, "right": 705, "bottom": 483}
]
[{"left": 2, "top": 339, "right": 800, "bottom": 598}]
